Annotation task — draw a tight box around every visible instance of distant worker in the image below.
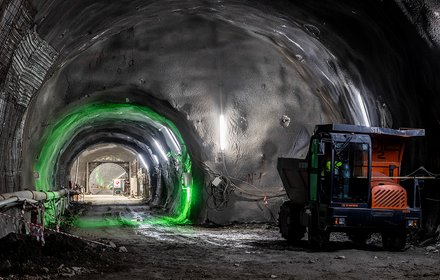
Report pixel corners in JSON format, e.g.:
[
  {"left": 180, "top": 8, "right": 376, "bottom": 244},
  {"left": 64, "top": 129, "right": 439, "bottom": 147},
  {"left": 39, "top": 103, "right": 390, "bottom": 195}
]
[
  {"left": 322, "top": 160, "right": 350, "bottom": 199},
  {"left": 324, "top": 160, "right": 342, "bottom": 175},
  {"left": 320, "top": 160, "right": 342, "bottom": 200}
]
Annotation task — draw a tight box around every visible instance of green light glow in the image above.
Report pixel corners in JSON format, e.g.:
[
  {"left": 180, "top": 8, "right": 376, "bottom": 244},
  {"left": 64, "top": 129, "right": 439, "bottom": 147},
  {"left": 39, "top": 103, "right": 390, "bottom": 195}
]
[{"left": 35, "top": 103, "right": 196, "bottom": 226}]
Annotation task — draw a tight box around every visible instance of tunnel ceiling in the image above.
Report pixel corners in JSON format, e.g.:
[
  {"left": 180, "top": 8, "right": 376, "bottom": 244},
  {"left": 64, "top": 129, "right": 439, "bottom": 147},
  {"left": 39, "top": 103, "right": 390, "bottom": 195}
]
[
  {"left": 73, "top": 143, "right": 137, "bottom": 165},
  {"left": 1, "top": 0, "right": 440, "bottom": 223}
]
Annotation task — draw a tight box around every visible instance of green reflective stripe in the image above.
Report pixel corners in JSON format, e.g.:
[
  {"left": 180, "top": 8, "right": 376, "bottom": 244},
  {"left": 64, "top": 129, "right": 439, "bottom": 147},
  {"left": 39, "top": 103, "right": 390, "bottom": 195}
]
[
  {"left": 35, "top": 103, "right": 196, "bottom": 226},
  {"left": 310, "top": 139, "right": 318, "bottom": 201}
]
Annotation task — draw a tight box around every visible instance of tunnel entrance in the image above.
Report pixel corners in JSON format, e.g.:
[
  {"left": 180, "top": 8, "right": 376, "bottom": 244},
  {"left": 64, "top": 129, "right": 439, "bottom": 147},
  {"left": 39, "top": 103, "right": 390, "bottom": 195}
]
[
  {"left": 68, "top": 142, "right": 150, "bottom": 205},
  {"left": 88, "top": 162, "right": 129, "bottom": 195},
  {"left": 69, "top": 142, "right": 150, "bottom": 197},
  {"left": 33, "top": 103, "right": 197, "bottom": 225}
]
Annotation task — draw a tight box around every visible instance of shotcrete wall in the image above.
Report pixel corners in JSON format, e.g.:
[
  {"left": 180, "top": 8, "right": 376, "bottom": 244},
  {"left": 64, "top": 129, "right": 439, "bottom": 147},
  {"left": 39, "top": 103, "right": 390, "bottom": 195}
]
[{"left": 0, "top": 0, "right": 439, "bottom": 224}]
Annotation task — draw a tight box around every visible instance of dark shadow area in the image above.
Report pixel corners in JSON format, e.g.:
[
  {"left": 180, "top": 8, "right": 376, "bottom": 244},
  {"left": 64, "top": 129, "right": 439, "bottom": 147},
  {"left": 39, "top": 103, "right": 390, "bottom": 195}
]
[{"left": 0, "top": 232, "right": 127, "bottom": 278}]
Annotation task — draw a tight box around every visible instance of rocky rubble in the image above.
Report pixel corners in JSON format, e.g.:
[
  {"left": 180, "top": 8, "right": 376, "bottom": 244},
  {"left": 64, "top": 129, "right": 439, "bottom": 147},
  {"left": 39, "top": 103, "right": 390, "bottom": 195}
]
[{"left": 0, "top": 233, "right": 126, "bottom": 279}]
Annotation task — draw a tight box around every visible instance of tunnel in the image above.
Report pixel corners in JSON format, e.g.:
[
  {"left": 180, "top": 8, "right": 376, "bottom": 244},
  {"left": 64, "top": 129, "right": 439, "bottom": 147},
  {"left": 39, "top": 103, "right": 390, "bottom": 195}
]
[
  {"left": 1, "top": 0, "right": 440, "bottom": 278},
  {"left": 2, "top": 0, "right": 440, "bottom": 224}
]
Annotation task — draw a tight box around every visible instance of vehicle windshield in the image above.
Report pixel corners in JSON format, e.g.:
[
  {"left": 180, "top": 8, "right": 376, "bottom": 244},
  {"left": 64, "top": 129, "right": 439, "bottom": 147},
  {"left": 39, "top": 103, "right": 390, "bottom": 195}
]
[{"left": 319, "top": 141, "right": 369, "bottom": 203}]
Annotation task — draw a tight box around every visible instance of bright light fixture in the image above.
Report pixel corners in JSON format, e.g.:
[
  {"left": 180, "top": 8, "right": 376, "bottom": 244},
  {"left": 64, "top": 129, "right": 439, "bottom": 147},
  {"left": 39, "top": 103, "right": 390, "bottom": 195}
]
[
  {"left": 152, "top": 154, "right": 159, "bottom": 165},
  {"left": 154, "top": 138, "right": 168, "bottom": 161},
  {"left": 219, "top": 114, "right": 227, "bottom": 151},
  {"left": 162, "top": 126, "right": 181, "bottom": 153},
  {"left": 138, "top": 154, "right": 149, "bottom": 171},
  {"left": 355, "top": 90, "right": 371, "bottom": 127}
]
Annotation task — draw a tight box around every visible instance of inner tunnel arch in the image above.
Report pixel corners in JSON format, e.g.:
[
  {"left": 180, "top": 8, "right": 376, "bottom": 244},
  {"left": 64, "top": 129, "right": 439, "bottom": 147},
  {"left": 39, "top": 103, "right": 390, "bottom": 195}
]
[
  {"left": 58, "top": 132, "right": 168, "bottom": 207},
  {"left": 88, "top": 162, "right": 128, "bottom": 195},
  {"left": 65, "top": 141, "right": 157, "bottom": 201},
  {"left": 33, "top": 102, "right": 200, "bottom": 224}
]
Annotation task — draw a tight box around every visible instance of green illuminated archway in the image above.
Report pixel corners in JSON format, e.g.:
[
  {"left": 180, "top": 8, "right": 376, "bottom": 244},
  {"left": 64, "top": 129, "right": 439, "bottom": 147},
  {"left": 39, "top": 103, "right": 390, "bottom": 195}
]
[{"left": 34, "top": 103, "right": 195, "bottom": 225}]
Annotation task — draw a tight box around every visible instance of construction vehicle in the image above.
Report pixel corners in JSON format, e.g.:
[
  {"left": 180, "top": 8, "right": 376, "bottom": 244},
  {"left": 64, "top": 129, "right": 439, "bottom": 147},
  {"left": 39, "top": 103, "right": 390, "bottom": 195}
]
[{"left": 278, "top": 124, "right": 426, "bottom": 250}]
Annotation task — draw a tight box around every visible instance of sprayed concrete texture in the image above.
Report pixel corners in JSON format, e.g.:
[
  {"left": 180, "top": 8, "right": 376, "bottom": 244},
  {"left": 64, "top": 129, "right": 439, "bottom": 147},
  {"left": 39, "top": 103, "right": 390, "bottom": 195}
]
[
  {"left": 20, "top": 0, "right": 438, "bottom": 225},
  {"left": 58, "top": 203, "right": 440, "bottom": 280},
  {"left": 1, "top": 0, "right": 440, "bottom": 225}
]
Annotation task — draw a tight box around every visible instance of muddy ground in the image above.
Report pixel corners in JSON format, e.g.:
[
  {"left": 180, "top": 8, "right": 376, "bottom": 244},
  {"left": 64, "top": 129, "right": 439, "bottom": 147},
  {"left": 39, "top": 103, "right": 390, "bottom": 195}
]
[{"left": 1, "top": 202, "right": 440, "bottom": 280}]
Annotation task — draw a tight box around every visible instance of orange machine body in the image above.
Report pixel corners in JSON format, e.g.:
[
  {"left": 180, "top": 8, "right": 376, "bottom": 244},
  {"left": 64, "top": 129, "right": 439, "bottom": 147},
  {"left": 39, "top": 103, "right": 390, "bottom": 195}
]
[
  {"left": 371, "top": 136, "right": 405, "bottom": 183},
  {"left": 370, "top": 136, "right": 407, "bottom": 210}
]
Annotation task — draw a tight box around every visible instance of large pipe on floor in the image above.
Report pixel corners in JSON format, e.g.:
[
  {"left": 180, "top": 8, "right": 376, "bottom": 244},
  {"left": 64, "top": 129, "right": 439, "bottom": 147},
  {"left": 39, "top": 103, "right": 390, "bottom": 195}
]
[
  {"left": 0, "top": 189, "right": 77, "bottom": 202},
  {"left": 0, "top": 197, "right": 39, "bottom": 208}
]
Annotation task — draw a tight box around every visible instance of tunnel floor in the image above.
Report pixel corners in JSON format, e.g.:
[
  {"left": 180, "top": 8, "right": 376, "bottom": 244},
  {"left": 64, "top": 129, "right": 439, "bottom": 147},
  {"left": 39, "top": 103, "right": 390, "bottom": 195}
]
[
  {"left": 52, "top": 203, "right": 440, "bottom": 280},
  {"left": 2, "top": 202, "right": 439, "bottom": 279}
]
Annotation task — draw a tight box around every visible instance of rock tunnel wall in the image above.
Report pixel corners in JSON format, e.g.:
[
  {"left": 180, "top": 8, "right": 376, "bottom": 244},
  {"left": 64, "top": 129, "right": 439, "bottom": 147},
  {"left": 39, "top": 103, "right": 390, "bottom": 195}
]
[
  {"left": 0, "top": 0, "right": 57, "bottom": 193},
  {"left": 0, "top": 0, "right": 440, "bottom": 225}
]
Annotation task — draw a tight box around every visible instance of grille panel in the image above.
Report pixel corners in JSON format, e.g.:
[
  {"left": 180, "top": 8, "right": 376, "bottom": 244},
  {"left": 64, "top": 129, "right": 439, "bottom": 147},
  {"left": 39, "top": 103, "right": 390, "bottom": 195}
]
[{"left": 372, "top": 185, "right": 407, "bottom": 210}]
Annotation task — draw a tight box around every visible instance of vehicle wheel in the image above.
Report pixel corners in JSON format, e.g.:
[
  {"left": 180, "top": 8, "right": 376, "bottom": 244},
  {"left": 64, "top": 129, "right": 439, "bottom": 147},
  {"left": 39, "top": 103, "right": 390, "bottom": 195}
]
[
  {"left": 382, "top": 232, "right": 406, "bottom": 251},
  {"left": 279, "top": 202, "right": 306, "bottom": 241},
  {"left": 308, "top": 227, "right": 330, "bottom": 249}
]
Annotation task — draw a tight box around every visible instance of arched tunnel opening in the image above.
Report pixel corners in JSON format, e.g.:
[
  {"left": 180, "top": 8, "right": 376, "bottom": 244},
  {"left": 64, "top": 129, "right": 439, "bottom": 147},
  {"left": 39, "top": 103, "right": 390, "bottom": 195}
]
[
  {"left": 1, "top": 0, "right": 440, "bottom": 278},
  {"left": 32, "top": 101, "right": 200, "bottom": 225}
]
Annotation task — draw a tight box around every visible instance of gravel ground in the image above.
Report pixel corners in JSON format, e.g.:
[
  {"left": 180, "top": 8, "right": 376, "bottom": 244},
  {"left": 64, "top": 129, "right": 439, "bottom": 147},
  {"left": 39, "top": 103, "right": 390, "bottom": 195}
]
[{"left": 2, "top": 203, "right": 440, "bottom": 280}]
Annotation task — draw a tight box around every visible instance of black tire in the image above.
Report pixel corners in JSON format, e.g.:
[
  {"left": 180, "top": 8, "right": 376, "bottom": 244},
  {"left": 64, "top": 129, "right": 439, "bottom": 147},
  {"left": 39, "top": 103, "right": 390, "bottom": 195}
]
[
  {"left": 308, "top": 227, "right": 330, "bottom": 249},
  {"left": 278, "top": 202, "right": 306, "bottom": 241},
  {"left": 382, "top": 232, "right": 406, "bottom": 251}
]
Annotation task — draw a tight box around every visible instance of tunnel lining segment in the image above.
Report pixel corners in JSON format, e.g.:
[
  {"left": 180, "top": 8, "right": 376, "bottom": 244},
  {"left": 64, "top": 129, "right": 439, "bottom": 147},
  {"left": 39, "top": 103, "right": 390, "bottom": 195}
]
[{"left": 34, "top": 102, "right": 195, "bottom": 224}]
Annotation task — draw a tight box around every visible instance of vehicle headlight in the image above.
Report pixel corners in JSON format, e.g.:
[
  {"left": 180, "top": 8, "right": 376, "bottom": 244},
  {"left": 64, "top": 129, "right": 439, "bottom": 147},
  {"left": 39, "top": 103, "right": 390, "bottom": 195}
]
[
  {"left": 406, "top": 219, "right": 419, "bottom": 228},
  {"left": 333, "top": 217, "right": 346, "bottom": 225}
]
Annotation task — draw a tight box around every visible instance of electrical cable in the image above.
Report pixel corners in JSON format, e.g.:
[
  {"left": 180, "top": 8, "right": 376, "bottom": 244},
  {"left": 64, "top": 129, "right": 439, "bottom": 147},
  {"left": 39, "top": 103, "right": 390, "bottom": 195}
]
[
  {"left": 232, "top": 184, "right": 285, "bottom": 198},
  {"left": 199, "top": 159, "right": 286, "bottom": 214},
  {"left": 200, "top": 160, "right": 284, "bottom": 198},
  {"left": 206, "top": 174, "right": 234, "bottom": 211},
  {"left": 220, "top": 151, "right": 279, "bottom": 194},
  {"left": 425, "top": 197, "right": 440, "bottom": 202},
  {"left": 204, "top": 153, "right": 285, "bottom": 196},
  {"left": 188, "top": 151, "right": 286, "bottom": 219},
  {"left": 405, "top": 166, "right": 440, "bottom": 178},
  {"left": 227, "top": 174, "right": 284, "bottom": 196}
]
